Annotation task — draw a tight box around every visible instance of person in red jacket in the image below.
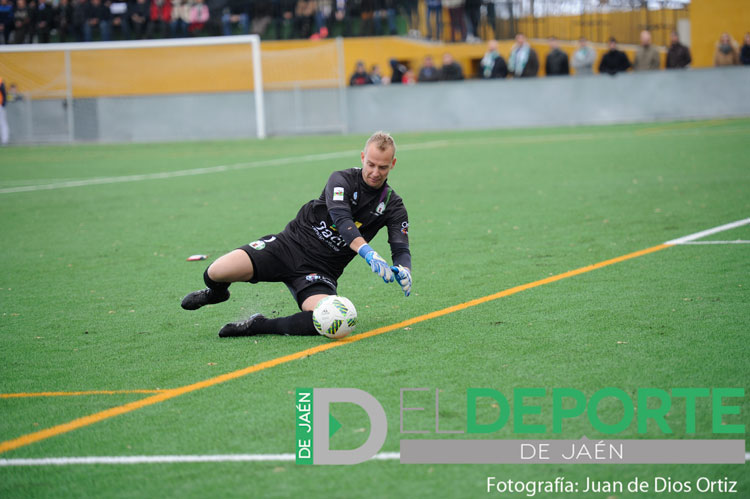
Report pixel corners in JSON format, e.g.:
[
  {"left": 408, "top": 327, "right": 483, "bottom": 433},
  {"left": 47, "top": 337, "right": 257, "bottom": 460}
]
[
  {"left": 349, "top": 61, "right": 373, "bottom": 86},
  {"left": 148, "top": 0, "right": 172, "bottom": 38}
]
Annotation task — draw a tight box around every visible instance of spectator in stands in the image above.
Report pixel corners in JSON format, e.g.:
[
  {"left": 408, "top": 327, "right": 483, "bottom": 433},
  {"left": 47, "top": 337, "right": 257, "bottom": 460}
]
[
  {"left": 0, "top": 0, "right": 12, "bottom": 45},
  {"left": 545, "top": 36, "right": 569, "bottom": 76},
  {"left": 32, "top": 0, "right": 54, "bottom": 42},
  {"left": 464, "top": 0, "right": 480, "bottom": 42},
  {"left": 742, "top": 33, "right": 750, "bottom": 65},
  {"left": 170, "top": 0, "right": 190, "bottom": 37},
  {"left": 129, "top": 0, "right": 149, "bottom": 38},
  {"left": 389, "top": 58, "right": 407, "bottom": 84},
  {"left": 328, "top": 0, "right": 351, "bottom": 37},
  {"left": 222, "top": 0, "right": 250, "bottom": 36},
  {"left": 54, "top": 0, "right": 74, "bottom": 42},
  {"left": 8, "top": 82, "right": 22, "bottom": 102},
  {"left": 311, "top": 0, "right": 328, "bottom": 37},
  {"left": 571, "top": 37, "right": 595, "bottom": 75},
  {"left": 85, "top": 0, "right": 112, "bottom": 41},
  {"left": 425, "top": 0, "right": 441, "bottom": 41},
  {"left": 479, "top": 39, "right": 507, "bottom": 79},
  {"left": 481, "top": 0, "right": 495, "bottom": 39},
  {"left": 398, "top": 0, "right": 419, "bottom": 38},
  {"left": 359, "top": 0, "right": 375, "bottom": 36},
  {"left": 294, "top": 0, "right": 315, "bottom": 38},
  {"left": 188, "top": 0, "right": 209, "bottom": 35},
  {"left": 508, "top": 33, "right": 539, "bottom": 77},
  {"left": 13, "top": 0, "right": 32, "bottom": 43},
  {"left": 148, "top": 0, "right": 172, "bottom": 38},
  {"left": 598, "top": 37, "right": 631, "bottom": 75},
  {"left": 72, "top": 0, "right": 88, "bottom": 41},
  {"left": 665, "top": 31, "right": 691, "bottom": 69},
  {"left": 374, "top": 0, "right": 396, "bottom": 36},
  {"left": 402, "top": 68, "right": 415, "bottom": 84},
  {"left": 369, "top": 64, "right": 383, "bottom": 83},
  {"left": 417, "top": 54, "right": 440, "bottom": 82},
  {"left": 252, "top": 0, "right": 272, "bottom": 35},
  {"left": 443, "top": 0, "right": 465, "bottom": 42},
  {"left": 349, "top": 60, "right": 373, "bottom": 85},
  {"left": 206, "top": 0, "right": 226, "bottom": 35},
  {"left": 273, "top": 0, "right": 295, "bottom": 39},
  {"left": 714, "top": 32, "right": 739, "bottom": 66},
  {"left": 633, "top": 30, "right": 660, "bottom": 71},
  {"left": 440, "top": 52, "right": 464, "bottom": 80},
  {"left": 110, "top": 1, "right": 131, "bottom": 40}
]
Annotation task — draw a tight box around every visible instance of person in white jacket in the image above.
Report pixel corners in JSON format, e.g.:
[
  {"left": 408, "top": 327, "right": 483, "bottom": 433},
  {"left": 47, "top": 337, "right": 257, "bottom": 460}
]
[{"left": 572, "top": 37, "right": 596, "bottom": 75}]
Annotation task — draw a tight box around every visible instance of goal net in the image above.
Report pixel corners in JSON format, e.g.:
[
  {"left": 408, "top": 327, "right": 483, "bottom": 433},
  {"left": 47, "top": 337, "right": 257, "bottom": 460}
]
[{"left": 0, "top": 36, "right": 346, "bottom": 144}]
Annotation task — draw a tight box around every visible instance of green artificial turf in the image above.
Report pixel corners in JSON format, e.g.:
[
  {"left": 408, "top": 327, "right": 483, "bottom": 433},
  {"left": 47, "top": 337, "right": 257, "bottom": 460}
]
[{"left": 1, "top": 119, "right": 748, "bottom": 498}]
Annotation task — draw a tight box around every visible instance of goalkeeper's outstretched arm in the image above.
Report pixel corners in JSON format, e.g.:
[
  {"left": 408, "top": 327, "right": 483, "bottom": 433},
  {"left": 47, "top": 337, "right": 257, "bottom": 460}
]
[{"left": 350, "top": 237, "right": 394, "bottom": 284}]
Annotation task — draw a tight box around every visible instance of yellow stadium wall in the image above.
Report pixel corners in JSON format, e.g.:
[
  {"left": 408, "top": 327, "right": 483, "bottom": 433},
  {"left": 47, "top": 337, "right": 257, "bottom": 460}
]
[
  {"left": 516, "top": 8, "right": 689, "bottom": 48},
  {"left": 1, "top": 36, "right": 658, "bottom": 99},
  {"left": 0, "top": 38, "right": 492, "bottom": 98},
  {"left": 0, "top": 40, "right": 341, "bottom": 99},
  {"left": 690, "top": 0, "right": 750, "bottom": 67}
]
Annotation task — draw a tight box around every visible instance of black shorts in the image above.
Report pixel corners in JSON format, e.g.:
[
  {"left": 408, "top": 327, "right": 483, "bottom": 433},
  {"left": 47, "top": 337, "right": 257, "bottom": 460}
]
[{"left": 239, "top": 233, "right": 337, "bottom": 309}]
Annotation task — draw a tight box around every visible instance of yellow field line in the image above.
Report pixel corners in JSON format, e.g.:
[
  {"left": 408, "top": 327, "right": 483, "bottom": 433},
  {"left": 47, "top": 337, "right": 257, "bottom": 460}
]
[
  {"left": 0, "top": 243, "right": 671, "bottom": 455},
  {"left": 633, "top": 119, "right": 733, "bottom": 136},
  {"left": 0, "top": 390, "right": 170, "bottom": 399}
]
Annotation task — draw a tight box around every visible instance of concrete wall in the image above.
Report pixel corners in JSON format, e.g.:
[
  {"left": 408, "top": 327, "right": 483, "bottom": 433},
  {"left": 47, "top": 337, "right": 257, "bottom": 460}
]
[
  {"left": 95, "top": 93, "right": 257, "bottom": 143},
  {"left": 346, "top": 67, "right": 750, "bottom": 134},
  {"left": 6, "top": 66, "right": 750, "bottom": 144}
]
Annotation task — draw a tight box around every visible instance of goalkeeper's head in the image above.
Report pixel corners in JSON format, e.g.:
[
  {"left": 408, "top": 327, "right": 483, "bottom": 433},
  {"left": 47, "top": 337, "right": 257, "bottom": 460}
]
[{"left": 361, "top": 131, "right": 397, "bottom": 189}]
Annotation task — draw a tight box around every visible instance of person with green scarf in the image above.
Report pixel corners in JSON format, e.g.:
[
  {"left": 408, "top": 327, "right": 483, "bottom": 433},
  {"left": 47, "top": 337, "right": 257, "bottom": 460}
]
[
  {"left": 479, "top": 40, "right": 508, "bottom": 79},
  {"left": 508, "top": 33, "right": 539, "bottom": 78}
]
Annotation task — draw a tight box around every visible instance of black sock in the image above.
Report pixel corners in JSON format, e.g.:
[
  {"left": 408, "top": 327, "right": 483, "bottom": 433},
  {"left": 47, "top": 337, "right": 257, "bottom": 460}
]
[
  {"left": 204, "top": 268, "right": 230, "bottom": 292},
  {"left": 253, "top": 311, "right": 318, "bottom": 336}
]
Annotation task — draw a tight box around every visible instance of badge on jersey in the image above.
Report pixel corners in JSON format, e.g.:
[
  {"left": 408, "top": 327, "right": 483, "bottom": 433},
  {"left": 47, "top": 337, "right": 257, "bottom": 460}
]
[{"left": 333, "top": 187, "right": 344, "bottom": 201}]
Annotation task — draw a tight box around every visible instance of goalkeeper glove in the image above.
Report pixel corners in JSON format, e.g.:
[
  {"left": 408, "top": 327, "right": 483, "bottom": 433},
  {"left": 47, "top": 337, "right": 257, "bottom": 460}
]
[
  {"left": 391, "top": 265, "right": 412, "bottom": 297},
  {"left": 358, "top": 244, "right": 394, "bottom": 283}
]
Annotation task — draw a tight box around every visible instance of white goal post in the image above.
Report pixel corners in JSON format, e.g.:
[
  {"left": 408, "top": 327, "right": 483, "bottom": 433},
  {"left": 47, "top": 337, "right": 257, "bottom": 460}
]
[{"left": 0, "top": 35, "right": 266, "bottom": 141}]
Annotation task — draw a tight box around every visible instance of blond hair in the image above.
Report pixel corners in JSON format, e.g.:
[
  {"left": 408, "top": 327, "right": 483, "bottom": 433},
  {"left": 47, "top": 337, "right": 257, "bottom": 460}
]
[{"left": 365, "top": 131, "right": 396, "bottom": 155}]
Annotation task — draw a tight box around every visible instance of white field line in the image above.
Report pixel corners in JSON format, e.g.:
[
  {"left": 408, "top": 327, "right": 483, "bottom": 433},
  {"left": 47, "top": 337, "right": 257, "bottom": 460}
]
[
  {"left": 0, "top": 177, "right": 91, "bottom": 187},
  {"left": 0, "top": 452, "right": 401, "bottom": 466},
  {"left": 0, "top": 451, "right": 746, "bottom": 466},
  {"left": 665, "top": 218, "right": 750, "bottom": 245},
  {"left": 2, "top": 124, "right": 745, "bottom": 195},
  {"left": 679, "top": 240, "right": 750, "bottom": 245},
  {"left": 0, "top": 149, "right": 361, "bottom": 194},
  {"left": 0, "top": 141, "right": 456, "bottom": 194}
]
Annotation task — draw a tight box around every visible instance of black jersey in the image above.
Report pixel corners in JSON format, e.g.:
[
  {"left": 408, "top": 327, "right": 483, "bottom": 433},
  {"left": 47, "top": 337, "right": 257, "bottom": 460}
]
[{"left": 283, "top": 167, "right": 410, "bottom": 277}]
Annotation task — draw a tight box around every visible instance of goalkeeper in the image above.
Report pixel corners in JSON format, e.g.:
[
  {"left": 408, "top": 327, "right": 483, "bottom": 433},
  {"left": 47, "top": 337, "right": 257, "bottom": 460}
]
[{"left": 181, "top": 131, "right": 412, "bottom": 338}]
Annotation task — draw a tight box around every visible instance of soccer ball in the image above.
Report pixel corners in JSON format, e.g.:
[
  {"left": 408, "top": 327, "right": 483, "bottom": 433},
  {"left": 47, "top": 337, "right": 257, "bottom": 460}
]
[{"left": 312, "top": 295, "right": 358, "bottom": 339}]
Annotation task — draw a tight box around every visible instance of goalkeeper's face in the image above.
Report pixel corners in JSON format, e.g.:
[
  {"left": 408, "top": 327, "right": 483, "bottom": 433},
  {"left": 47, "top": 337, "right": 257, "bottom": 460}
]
[{"left": 360, "top": 144, "right": 396, "bottom": 189}]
